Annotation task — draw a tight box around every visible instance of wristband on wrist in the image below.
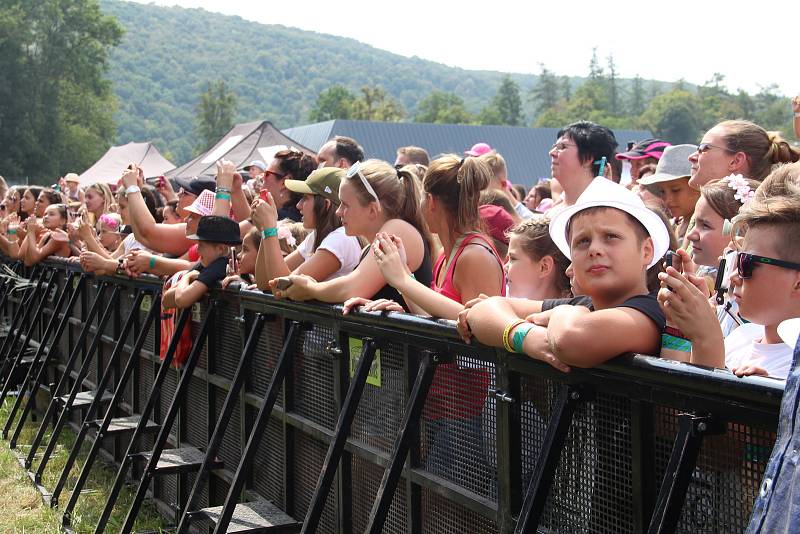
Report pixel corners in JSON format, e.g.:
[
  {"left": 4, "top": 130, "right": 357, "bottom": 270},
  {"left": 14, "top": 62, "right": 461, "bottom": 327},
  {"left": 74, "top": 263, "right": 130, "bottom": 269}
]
[
  {"left": 502, "top": 320, "right": 526, "bottom": 353},
  {"left": 216, "top": 186, "right": 232, "bottom": 194},
  {"left": 215, "top": 192, "right": 232, "bottom": 201},
  {"left": 149, "top": 256, "right": 156, "bottom": 269},
  {"left": 7, "top": 229, "right": 16, "bottom": 235},
  {"left": 262, "top": 227, "right": 278, "bottom": 238},
  {"left": 661, "top": 333, "right": 692, "bottom": 352},
  {"left": 511, "top": 322, "right": 535, "bottom": 353},
  {"left": 125, "top": 185, "right": 141, "bottom": 195}
]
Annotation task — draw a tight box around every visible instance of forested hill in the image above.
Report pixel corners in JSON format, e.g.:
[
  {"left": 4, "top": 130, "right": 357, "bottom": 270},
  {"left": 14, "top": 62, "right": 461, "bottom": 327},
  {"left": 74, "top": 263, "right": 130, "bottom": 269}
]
[{"left": 101, "top": 0, "right": 542, "bottom": 163}]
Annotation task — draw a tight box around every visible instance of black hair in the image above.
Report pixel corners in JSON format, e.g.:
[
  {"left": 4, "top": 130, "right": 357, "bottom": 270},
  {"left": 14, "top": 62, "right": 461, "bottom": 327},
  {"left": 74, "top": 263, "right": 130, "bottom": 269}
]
[
  {"left": 557, "top": 121, "right": 618, "bottom": 177},
  {"left": 274, "top": 149, "right": 317, "bottom": 208},
  {"left": 39, "top": 188, "right": 63, "bottom": 206},
  {"left": 334, "top": 136, "right": 365, "bottom": 165}
]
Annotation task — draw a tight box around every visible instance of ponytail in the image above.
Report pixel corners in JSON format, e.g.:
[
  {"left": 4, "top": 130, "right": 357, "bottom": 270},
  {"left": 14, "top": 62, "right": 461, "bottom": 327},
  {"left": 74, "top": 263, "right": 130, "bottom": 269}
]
[{"left": 424, "top": 154, "right": 490, "bottom": 235}]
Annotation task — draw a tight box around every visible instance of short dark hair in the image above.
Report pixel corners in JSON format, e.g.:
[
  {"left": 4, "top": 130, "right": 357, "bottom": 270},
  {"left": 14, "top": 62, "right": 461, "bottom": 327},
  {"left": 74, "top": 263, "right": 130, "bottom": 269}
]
[
  {"left": 334, "top": 136, "right": 365, "bottom": 165},
  {"left": 557, "top": 121, "right": 618, "bottom": 177}
]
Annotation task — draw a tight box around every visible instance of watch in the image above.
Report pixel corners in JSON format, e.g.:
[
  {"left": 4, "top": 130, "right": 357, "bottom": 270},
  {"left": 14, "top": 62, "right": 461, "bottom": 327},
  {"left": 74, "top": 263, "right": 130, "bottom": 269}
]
[{"left": 125, "top": 185, "right": 141, "bottom": 195}]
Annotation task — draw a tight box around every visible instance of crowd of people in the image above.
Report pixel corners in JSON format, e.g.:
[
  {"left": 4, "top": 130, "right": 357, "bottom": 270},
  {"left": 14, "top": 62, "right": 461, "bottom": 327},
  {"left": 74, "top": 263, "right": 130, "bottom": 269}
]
[{"left": 2, "top": 96, "right": 800, "bottom": 529}]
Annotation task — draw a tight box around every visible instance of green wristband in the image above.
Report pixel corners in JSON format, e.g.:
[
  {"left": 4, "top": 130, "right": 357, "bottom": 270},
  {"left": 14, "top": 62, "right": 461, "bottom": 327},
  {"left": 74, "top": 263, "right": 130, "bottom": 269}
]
[
  {"left": 7, "top": 229, "right": 16, "bottom": 235},
  {"left": 149, "top": 256, "right": 156, "bottom": 269},
  {"left": 512, "top": 322, "right": 535, "bottom": 353},
  {"left": 215, "top": 192, "right": 231, "bottom": 201},
  {"left": 262, "top": 227, "right": 278, "bottom": 238},
  {"left": 661, "top": 333, "right": 692, "bottom": 353}
]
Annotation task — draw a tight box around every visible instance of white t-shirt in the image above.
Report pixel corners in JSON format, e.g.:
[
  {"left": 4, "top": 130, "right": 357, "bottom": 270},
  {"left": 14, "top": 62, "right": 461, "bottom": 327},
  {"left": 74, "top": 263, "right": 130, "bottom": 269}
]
[
  {"left": 296, "top": 227, "right": 361, "bottom": 281},
  {"left": 122, "top": 233, "right": 147, "bottom": 254},
  {"left": 724, "top": 322, "right": 792, "bottom": 379}
]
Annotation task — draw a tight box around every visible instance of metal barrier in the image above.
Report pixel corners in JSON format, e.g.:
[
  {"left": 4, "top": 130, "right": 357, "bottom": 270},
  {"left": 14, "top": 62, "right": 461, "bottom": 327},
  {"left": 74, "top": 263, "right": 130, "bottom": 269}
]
[{"left": 0, "top": 258, "right": 784, "bottom": 533}]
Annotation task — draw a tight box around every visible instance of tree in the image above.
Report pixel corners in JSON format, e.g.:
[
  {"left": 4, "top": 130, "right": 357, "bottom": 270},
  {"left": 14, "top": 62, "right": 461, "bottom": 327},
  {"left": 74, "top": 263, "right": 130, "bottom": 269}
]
[
  {"left": 481, "top": 75, "right": 523, "bottom": 126},
  {"left": 415, "top": 91, "right": 473, "bottom": 124},
  {"left": 530, "top": 65, "right": 561, "bottom": 118},
  {"left": 607, "top": 54, "right": 620, "bottom": 115},
  {"left": 309, "top": 85, "right": 355, "bottom": 122},
  {"left": 0, "top": 0, "right": 123, "bottom": 181},
  {"left": 640, "top": 89, "right": 702, "bottom": 144},
  {"left": 195, "top": 80, "right": 237, "bottom": 151},
  {"left": 629, "top": 75, "right": 646, "bottom": 117},
  {"left": 351, "top": 86, "right": 405, "bottom": 122}
]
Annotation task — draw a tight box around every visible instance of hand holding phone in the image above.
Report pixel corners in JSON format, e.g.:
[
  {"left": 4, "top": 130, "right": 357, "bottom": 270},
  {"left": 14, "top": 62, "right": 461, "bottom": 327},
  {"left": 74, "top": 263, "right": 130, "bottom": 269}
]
[{"left": 259, "top": 189, "right": 270, "bottom": 202}]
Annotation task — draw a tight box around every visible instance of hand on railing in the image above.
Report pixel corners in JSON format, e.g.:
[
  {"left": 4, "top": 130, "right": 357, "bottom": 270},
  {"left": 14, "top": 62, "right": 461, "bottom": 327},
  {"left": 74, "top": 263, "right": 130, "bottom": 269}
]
[
  {"left": 80, "top": 250, "right": 112, "bottom": 274},
  {"left": 122, "top": 249, "right": 156, "bottom": 277},
  {"left": 456, "top": 294, "right": 489, "bottom": 342},
  {"left": 342, "top": 296, "right": 404, "bottom": 315},
  {"left": 269, "top": 273, "right": 316, "bottom": 301}
]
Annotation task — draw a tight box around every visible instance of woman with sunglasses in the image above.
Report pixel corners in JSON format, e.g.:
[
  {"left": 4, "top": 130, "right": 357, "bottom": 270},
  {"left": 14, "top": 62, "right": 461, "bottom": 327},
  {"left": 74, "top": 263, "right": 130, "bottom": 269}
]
[
  {"left": 269, "top": 159, "right": 432, "bottom": 308},
  {"left": 658, "top": 162, "right": 800, "bottom": 378},
  {"left": 688, "top": 120, "right": 799, "bottom": 190},
  {"left": 259, "top": 149, "right": 317, "bottom": 223}
]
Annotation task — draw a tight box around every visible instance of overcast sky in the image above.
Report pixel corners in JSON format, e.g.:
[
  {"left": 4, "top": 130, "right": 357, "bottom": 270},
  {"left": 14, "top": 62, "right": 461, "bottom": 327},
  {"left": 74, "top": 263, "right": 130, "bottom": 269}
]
[{"left": 130, "top": 0, "right": 797, "bottom": 97}]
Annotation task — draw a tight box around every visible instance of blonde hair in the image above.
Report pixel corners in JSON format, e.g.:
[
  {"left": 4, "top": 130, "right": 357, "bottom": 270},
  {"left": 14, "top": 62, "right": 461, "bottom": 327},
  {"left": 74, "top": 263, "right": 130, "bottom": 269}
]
[
  {"left": 85, "top": 182, "right": 117, "bottom": 214},
  {"left": 732, "top": 162, "right": 800, "bottom": 260},
  {"left": 397, "top": 146, "right": 430, "bottom": 166},
  {"left": 478, "top": 150, "right": 507, "bottom": 184},
  {"left": 717, "top": 120, "right": 800, "bottom": 181}
]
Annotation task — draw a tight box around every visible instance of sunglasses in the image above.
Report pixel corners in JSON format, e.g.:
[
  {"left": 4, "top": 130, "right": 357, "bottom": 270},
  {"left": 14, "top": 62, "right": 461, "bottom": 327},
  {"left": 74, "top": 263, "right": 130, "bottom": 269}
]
[
  {"left": 263, "top": 170, "right": 286, "bottom": 180},
  {"left": 736, "top": 251, "right": 800, "bottom": 279},
  {"left": 697, "top": 143, "right": 735, "bottom": 154},
  {"left": 346, "top": 162, "right": 380, "bottom": 205}
]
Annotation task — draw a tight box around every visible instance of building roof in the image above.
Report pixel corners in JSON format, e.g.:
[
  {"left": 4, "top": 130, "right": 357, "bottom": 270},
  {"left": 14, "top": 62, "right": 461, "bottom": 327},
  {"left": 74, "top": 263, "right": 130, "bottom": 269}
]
[{"left": 283, "top": 120, "right": 653, "bottom": 187}]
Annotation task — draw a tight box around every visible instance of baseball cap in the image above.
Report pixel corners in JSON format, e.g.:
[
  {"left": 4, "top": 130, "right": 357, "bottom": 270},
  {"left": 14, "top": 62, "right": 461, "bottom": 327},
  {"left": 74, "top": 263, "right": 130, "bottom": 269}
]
[
  {"left": 241, "top": 160, "right": 267, "bottom": 172},
  {"left": 186, "top": 215, "right": 242, "bottom": 245},
  {"left": 479, "top": 204, "right": 515, "bottom": 245},
  {"left": 549, "top": 177, "right": 670, "bottom": 268},
  {"left": 615, "top": 139, "right": 671, "bottom": 161},
  {"left": 173, "top": 176, "right": 216, "bottom": 197},
  {"left": 465, "top": 143, "right": 493, "bottom": 157},
  {"left": 285, "top": 167, "right": 345, "bottom": 204}
]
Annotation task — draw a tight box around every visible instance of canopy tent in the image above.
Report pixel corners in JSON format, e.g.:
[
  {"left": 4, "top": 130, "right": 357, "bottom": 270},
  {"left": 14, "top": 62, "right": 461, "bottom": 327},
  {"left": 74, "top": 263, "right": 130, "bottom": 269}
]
[
  {"left": 167, "top": 121, "right": 315, "bottom": 179},
  {"left": 79, "top": 142, "right": 174, "bottom": 186}
]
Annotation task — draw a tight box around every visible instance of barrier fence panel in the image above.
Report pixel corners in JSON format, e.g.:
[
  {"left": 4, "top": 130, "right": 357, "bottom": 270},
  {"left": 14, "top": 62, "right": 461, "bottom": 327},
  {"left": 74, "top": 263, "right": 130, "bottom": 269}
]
[{"left": 0, "top": 258, "right": 784, "bottom": 534}]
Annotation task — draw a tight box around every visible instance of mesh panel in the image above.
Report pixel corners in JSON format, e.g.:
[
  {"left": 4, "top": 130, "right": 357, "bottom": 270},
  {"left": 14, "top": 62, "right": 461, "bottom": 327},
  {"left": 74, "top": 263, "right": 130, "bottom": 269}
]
[
  {"left": 185, "top": 377, "right": 208, "bottom": 448},
  {"left": 161, "top": 368, "right": 178, "bottom": 424},
  {"left": 652, "top": 406, "right": 775, "bottom": 533},
  {"left": 212, "top": 476, "right": 232, "bottom": 507},
  {"left": 252, "top": 410, "right": 285, "bottom": 508},
  {"left": 214, "top": 307, "right": 242, "bottom": 379},
  {"left": 421, "top": 354, "right": 495, "bottom": 498},
  {"left": 351, "top": 341, "right": 406, "bottom": 453},
  {"left": 251, "top": 318, "right": 284, "bottom": 399},
  {"left": 292, "top": 432, "right": 338, "bottom": 534},
  {"left": 214, "top": 391, "right": 243, "bottom": 475},
  {"left": 420, "top": 487, "right": 497, "bottom": 533},
  {"left": 351, "top": 454, "right": 408, "bottom": 533},
  {"left": 294, "top": 325, "right": 337, "bottom": 430},
  {"left": 190, "top": 302, "right": 209, "bottom": 371}
]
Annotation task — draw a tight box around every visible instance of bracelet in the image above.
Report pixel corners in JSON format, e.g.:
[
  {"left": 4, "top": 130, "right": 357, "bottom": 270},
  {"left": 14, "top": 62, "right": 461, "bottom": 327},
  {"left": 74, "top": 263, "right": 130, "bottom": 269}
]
[
  {"left": 662, "top": 333, "right": 692, "bottom": 353},
  {"left": 125, "top": 185, "right": 141, "bottom": 195},
  {"left": 663, "top": 325, "right": 688, "bottom": 339},
  {"left": 502, "top": 320, "right": 526, "bottom": 353},
  {"left": 149, "top": 256, "right": 156, "bottom": 269},
  {"left": 262, "top": 227, "right": 278, "bottom": 238},
  {"left": 511, "top": 322, "right": 535, "bottom": 353},
  {"left": 7, "top": 229, "right": 16, "bottom": 235},
  {"left": 216, "top": 186, "right": 232, "bottom": 194},
  {"left": 215, "top": 192, "right": 232, "bottom": 201}
]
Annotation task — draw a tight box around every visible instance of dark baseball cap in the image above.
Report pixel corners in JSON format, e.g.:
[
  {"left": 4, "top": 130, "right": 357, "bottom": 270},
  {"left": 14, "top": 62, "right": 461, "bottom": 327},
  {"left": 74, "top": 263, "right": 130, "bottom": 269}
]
[
  {"left": 615, "top": 139, "right": 671, "bottom": 161},
  {"left": 173, "top": 176, "right": 216, "bottom": 196}
]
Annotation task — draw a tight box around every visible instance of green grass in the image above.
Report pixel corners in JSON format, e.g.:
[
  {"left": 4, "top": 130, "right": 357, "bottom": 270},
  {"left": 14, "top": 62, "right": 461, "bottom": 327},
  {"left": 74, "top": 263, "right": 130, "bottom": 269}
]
[{"left": 0, "top": 397, "right": 168, "bottom": 533}]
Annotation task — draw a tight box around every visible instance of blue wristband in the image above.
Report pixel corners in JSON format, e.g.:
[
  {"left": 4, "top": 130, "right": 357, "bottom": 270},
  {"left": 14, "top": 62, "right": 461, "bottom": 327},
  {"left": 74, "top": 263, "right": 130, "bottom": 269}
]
[
  {"left": 511, "top": 322, "right": 535, "bottom": 353},
  {"left": 262, "top": 227, "right": 278, "bottom": 238},
  {"left": 661, "top": 333, "right": 692, "bottom": 353}
]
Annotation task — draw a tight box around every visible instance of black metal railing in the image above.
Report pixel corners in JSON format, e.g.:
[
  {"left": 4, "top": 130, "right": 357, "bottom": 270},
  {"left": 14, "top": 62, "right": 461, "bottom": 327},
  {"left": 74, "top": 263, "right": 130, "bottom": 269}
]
[{"left": 0, "top": 258, "right": 783, "bottom": 533}]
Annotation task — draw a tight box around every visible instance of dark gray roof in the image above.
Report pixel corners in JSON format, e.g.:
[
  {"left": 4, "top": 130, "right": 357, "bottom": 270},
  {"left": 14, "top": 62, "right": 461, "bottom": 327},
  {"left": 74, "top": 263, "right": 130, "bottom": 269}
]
[{"left": 283, "top": 120, "right": 653, "bottom": 188}]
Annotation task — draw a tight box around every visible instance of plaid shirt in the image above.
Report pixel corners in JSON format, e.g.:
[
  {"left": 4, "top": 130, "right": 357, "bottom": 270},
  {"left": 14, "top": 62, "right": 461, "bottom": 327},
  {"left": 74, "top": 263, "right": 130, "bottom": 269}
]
[{"left": 747, "top": 339, "right": 800, "bottom": 533}]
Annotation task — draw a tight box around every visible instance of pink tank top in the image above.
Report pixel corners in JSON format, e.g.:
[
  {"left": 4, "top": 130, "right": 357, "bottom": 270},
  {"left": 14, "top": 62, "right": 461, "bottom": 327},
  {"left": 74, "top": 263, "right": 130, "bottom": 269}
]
[{"left": 431, "top": 233, "right": 506, "bottom": 303}]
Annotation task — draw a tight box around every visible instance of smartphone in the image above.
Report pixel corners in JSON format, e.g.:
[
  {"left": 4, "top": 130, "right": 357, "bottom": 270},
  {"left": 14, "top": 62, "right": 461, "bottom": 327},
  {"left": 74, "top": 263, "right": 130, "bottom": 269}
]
[
  {"left": 259, "top": 189, "right": 269, "bottom": 202},
  {"left": 144, "top": 176, "right": 159, "bottom": 186},
  {"left": 229, "top": 247, "right": 238, "bottom": 274},
  {"left": 714, "top": 249, "right": 737, "bottom": 304},
  {"left": 274, "top": 276, "right": 293, "bottom": 290},
  {"left": 158, "top": 176, "right": 166, "bottom": 188},
  {"left": 664, "top": 250, "right": 682, "bottom": 273}
]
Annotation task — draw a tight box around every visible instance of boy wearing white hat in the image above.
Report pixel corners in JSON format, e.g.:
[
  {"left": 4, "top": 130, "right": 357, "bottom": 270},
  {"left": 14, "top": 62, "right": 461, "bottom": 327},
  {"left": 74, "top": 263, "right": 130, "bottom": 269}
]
[{"left": 461, "top": 177, "right": 669, "bottom": 369}]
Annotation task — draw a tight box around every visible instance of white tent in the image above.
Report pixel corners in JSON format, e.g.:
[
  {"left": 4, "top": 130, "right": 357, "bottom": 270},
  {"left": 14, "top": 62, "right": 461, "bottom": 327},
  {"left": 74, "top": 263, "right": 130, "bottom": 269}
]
[{"left": 79, "top": 142, "right": 174, "bottom": 186}]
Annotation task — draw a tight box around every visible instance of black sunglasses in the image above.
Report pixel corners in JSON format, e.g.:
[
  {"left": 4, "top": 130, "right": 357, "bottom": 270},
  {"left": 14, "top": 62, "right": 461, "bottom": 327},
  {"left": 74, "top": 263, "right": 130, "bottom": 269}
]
[
  {"left": 736, "top": 252, "right": 800, "bottom": 279},
  {"left": 697, "top": 142, "right": 735, "bottom": 154}
]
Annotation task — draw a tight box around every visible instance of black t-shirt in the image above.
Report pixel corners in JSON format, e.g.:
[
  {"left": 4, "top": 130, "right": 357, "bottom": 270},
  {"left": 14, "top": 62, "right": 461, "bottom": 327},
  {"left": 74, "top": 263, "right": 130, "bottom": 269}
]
[
  {"left": 278, "top": 205, "right": 302, "bottom": 223},
  {"left": 541, "top": 291, "right": 665, "bottom": 331},
  {"left": 365, "top": 240, "right": 433, "bottom": 312},
  {"left": 192, "top": 256, "right": 228, "bottom": 288}
]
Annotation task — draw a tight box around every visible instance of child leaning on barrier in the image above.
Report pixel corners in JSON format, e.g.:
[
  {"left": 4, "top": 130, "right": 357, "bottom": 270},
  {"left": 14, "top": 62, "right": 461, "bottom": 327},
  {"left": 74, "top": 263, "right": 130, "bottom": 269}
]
[
  {"left": 658, "top": 162, "right": 800, "bottom": 379},
  {"left": 163, "top": 215, "right": 241, "bottom": 309},
  {"left": 459, "top": 177, "right": 669, "bottom": 370}
]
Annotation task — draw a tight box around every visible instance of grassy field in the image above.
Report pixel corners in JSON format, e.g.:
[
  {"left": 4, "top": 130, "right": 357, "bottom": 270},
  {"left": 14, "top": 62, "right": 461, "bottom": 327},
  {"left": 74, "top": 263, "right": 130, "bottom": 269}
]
[{"left": 0, "top": 397, "right": 167, "bottom": 533}]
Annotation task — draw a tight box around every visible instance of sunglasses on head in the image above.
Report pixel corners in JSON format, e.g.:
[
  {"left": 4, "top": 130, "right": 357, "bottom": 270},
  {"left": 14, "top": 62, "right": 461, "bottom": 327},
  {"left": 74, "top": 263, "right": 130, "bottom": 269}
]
[
  {"left": 736, "top": 251, "right": 800, "bottom": 279},
  {"left": 346, "top": 162, "right": 380, "bottom": 205}
]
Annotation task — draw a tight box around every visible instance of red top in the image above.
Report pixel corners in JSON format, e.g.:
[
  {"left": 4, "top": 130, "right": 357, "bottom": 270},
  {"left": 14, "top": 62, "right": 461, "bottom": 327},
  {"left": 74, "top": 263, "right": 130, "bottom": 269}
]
[
  {"left": 426, "top": 233, "right": 506, "bottom": 420},
  {"left": 187, "top": 243, "right": 200, "bottom": 263}
]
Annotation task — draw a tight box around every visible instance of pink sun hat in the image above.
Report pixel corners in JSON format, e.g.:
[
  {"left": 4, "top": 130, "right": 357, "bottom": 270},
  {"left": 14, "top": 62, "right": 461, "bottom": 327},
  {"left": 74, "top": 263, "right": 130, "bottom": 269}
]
[{"left": 465, "top": 142, "right": 493, "bottom": 157}]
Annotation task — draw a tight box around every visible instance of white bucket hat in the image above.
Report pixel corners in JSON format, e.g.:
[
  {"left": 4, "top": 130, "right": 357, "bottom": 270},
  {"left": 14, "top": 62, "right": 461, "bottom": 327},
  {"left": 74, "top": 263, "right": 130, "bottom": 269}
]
[
  {"left": 549, "top": 177, "right": 670, "bottom": 268},
  {"left": 637, "top": 144, "right": 697, "bottom": 185}
]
